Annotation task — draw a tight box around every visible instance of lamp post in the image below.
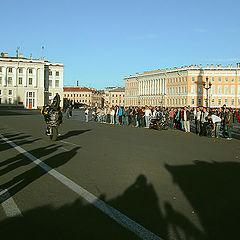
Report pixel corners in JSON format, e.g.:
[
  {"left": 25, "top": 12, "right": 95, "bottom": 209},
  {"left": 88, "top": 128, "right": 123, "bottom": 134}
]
[{"left": 202, "top": 77, "right": 212, "bottom": 108}]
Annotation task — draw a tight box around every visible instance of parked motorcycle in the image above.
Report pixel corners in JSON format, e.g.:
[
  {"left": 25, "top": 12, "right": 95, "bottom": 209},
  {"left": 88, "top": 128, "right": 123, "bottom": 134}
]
[{"left": 149, "top": 116, "right": 169, "bottom": 131}]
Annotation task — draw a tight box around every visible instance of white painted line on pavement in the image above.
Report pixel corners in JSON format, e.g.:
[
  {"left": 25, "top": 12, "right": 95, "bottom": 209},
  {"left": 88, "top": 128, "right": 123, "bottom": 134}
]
[
  {"left": 0, "top": 189, "right": 23, "bottom": 217},
  {"left": 0, "top": 133, "right": 163, "bottom": 240},
  {"left": 60, "top": 140, "right": 80, "bottom": 147}
]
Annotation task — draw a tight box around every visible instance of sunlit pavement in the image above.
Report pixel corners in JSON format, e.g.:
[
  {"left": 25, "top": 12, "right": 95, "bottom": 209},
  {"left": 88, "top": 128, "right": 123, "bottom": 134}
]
[{"left": 0, "top": 109, "right": 240, "bottom": 240}]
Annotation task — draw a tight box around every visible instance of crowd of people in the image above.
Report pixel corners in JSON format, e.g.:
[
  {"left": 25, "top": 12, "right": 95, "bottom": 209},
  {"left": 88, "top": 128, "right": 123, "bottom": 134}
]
[{"left": 86, "top": 105, "right": 240, "bottom": 140}]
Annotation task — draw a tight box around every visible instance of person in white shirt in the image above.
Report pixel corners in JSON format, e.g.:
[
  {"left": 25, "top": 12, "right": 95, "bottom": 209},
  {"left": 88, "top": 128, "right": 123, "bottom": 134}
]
[
  {"left": 208, "top": 114, "right": 222, "bottom": 138},
  {"left": 110, "top": 108, "right": 115, "bottom": 124},
  {"left": 144, "top": 107, "right": 152, "bottom": 128},
  {"left": 85, "top": 108, "right": 89, "bottom": 122}
]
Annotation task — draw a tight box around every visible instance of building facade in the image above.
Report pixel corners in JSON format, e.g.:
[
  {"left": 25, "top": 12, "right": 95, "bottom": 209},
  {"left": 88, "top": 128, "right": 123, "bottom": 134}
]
[
  {"left": 103, "top": 86, "right": 125, "bottom": 106},
  {"left": 125, "top": 64, "right": 240, "bottom": 108},
  {"left": 0, "top": 53, "right": 64, "bottom": 109},
  {"left": 63, "top": 86, "right": 103, "bottom": 107}
]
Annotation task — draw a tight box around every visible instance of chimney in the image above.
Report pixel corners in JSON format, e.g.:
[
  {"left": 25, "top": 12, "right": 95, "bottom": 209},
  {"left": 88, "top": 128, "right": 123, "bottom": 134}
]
[
  {"left": 77, "top": 80, "right": 79, "bottom": 87},
  {"left": 237, "top": 63, "right": 240, "bottom": 68},
  {"left": 1, "top": 52, "right": 8, "bottom": 57}
]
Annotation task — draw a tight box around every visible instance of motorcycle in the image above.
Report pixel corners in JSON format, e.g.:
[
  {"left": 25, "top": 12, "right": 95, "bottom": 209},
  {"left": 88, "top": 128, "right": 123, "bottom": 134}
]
[
  {"left": 42, "top": 106, "right": 62, "bottom": 141},
  {"left": 149, "top": 116, "right": 169, "bottom": 131}
]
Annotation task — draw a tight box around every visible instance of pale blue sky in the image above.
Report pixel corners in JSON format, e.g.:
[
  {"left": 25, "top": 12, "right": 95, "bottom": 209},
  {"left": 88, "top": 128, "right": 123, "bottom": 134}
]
[{"left": 1, "top": 0, "right": 240, "bottom": 89}]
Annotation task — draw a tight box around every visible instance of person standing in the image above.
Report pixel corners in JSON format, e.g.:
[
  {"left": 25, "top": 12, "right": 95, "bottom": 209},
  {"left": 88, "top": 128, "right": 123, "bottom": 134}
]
[
  {"left": 85, "top": 107, "right": 89, "bottom": 122},
  {"left": 183, "top": 107, "right": 191, "bottom": 133},
  {"left": 224, "top": 108, "right": 233, "bottom": 140},
  {"left": 200, "top": 108, "right": 209, "bottom": 136},
  {"left": 144, "top": 107, "right": 152, "bottom": 128}
]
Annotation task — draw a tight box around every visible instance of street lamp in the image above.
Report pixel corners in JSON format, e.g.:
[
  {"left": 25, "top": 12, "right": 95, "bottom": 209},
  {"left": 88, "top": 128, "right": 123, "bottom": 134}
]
[{"left": 202, "top": 77, "right": 212, "bottom": 108}]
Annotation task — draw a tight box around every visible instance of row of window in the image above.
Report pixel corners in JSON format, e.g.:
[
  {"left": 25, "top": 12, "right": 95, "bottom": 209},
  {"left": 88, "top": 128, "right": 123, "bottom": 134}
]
[
  {"left": 189, "top": 85, "right": 240, "bottom": 95},
  {"left": 0, "top": 97, "right": 13, "bottom": 104},
  {"left": 64, "top": 93, "right": 91, "bottom": 98},
  {"left": 112, "top": 100, "right": 124, "bottom": 103},
  {"left": 0, "top": 67, "right": 60, "bottom": 77},
  {"left": 0, "top": 77, "right": 59, "bottom": 87},
  {"left": 111, "top": 94, "right": 124, "bottom": 97},
  {"left": 191, "top": 76, "right": 240, "bottom": 83}
]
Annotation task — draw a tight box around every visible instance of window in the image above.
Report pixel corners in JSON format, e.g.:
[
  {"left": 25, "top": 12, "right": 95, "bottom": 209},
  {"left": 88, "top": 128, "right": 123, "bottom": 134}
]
[
  {"left": 56, "top": 71, "right": 59, "bottom": 77},
  {"left": 18, "top": 77, "right": 22, "bottom": 85},
  {"left": 211, "top": 85, "right": 215, "bottom": 94},
  {"left": 238, "top": 86, "right": 240, "bottom": 94},
  {"left": 49, "top": 80, "right": 52, "bottom": 87},
  {"left": 8, "top": 68, "right": 12, "bottom": 73},
  {"left": 0, "top": 67, "right": 2, "bottom": 72},
  {"left": 191, "top": 86, "right": 195, "bottom": 94},
  {"left": 116, "top": 100, "right": 117, "bottom": 103},
  {"left": 198, "top": 76, "right": 202, "bottom": 82},
  {"left": 112, "top": 100, "right": 114, "bottom": 103},
  {"left": 0, "top": 90, "right": 1, "bottom": 95},
  {"left": 29, "top": 69, "right": 33, "bottom": 74},
  {"left": 225, "top": 99, "right": 228, "bottom": 105},
  {"left": 224, "top": 86, "right": 228, "bottom": 94},
  {"left": 49, "top": 92, "right": 52, "bottom": 97},
  {"left": 0, "top": 98, "right": 1, "bottom": 104},
  {"left": 231, "top": 86, "right": 235, "bottom": 95},
  {"left": 238, "top": 99, "right": 240, "bottom": 105},
  {"left": 192, "top": 99, "right": 194, "bottom": 104},
  {"left": 19, "top": 68, "right": 23, "bottom": 73},
  {"left": 29, "top": 78, "right": 33, "bottom": 85},
  {"left": 218, "top": 99, "right": 221, "bottom": 105},
  {"left": 218, "top": 77, "right": 222, "bottom": 82},
  {"left": 231, "top": 99, "right": 234, "bottom": 105},
  {"left": 192, "top": 77, "right": 195, "bottom": 82},
  {"left": 225, "top": 77, "right": 228, "bottom": 82},
  {"left": 8, "top": 98, "right": 12, "bottom": 104},
  {"left": 8, "top": 77, "right": 12, "bottom": 85},
  {"left": 231, "top": 77, "right": 235, "bottom": 82},
  {"left": 212, "top": 98, "right": 215, "bottom": 105},
  {"left": 49, "top": 71, "right": 52, "bottom": 76},
  {"left": 238, "top": 77, "right": 240, "bottom": 82},
  {"left": 55, "top": 80, "right": 59, "bottom": 87},
  {"left": 198, "top": 98, "right": 201, "bottom": 105},
  {"left": 212, "top": 77, "right": 215, "bottom": 82},
  {"left": 0, "top": 77, "right": 2, "bottom": 85},
  {"left": 218, "top": 86, "right": 222, "bottom": 94}
]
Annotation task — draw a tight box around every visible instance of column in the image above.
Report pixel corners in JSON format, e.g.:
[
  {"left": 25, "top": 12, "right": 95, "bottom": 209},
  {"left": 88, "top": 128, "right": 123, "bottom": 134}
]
[
  {"left": 33, "top": 68, "right": 37, "bottom": 87},
  {"left": 13, "top": 67, "right": 17, "bottom": 86},
  {"left": 52, "top": 70, "right": 55, "bottom": 89},
  {"left": 160, "top": 79, "right": 162, "bottom": 95},
  {"left": 2, "top": 67, "right": 7, "bottom": 86},
  {"left": 23, "top": 67, "right": 27, "bottom": 87}
]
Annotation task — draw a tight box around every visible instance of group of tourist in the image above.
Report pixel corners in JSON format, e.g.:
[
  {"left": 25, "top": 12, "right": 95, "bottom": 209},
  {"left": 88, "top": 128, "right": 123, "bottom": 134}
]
[{"left": 86, "top": 105, "right": 239, "bottom": 140}]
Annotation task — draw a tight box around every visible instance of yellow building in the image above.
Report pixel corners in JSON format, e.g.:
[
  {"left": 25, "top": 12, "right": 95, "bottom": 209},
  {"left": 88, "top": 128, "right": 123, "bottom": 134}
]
[
  {"left": 63, "top": 86, "right": 103, "bottom": 107},
  {"left": 124, "top": 64, "right": 240, "bottom": 108}
]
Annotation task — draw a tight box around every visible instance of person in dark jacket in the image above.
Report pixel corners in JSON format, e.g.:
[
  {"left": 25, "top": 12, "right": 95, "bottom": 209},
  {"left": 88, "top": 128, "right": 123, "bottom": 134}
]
[{"left": 224, "top": 108, "right": 233, "bottom": 140}]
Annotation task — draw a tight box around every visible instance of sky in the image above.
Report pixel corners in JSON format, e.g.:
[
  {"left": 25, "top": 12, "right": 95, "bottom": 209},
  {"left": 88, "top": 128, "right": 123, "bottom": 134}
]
[{"left": 1, "top": 0, "right": 240, "bottom": 89}]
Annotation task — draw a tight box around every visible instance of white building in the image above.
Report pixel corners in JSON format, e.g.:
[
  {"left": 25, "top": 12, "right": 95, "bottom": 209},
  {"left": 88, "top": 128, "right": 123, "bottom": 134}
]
[{"left": 0, "top": 52, "right": 63, "bottom": 109}]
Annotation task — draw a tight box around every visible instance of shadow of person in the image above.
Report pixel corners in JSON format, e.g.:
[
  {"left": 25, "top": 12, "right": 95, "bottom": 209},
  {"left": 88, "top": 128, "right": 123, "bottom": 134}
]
[
  {"left": 164, "top": 202, "right": 205, "bottom": 240},
  {"left": 165, "top": 161, "right": 240, "bottom": 240},
  {"left": 0, "top": 146, "right": 80, "bottom": 202},
  {"left": 0, "top": 144, "right": 60, "bottom": 176},
  {"left": 108, "top": 174, "right": 168, "bottom": 239},
  {"left": 58, "top": 129, "right": 91, "bottom": 141},
  {"left": 0, "top": 174, "right": 164, "bottom": 240}
]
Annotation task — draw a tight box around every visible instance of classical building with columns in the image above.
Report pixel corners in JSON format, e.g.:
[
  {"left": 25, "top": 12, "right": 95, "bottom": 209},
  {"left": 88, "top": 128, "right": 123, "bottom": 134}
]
[
  {"left": 0, "top": 52, "right": 63, "bottom": 109},
  {"left": 125, "top": 63, "right": 240, "bottom": 108}
]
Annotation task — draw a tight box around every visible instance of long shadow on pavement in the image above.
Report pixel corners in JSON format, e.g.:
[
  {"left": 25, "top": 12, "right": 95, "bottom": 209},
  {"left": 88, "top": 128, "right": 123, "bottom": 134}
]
[
  {"left": 165, "top": 160, "right": 240, "bottom": 240},
  {"left": 0, "top": 174, "right": 205, "bottom": 240},
  {"left": 0, "top": 146, "right": 80, "bottom": 199},
  {"left": 58, "top": 129, "right": 91, "bottom": 141}
]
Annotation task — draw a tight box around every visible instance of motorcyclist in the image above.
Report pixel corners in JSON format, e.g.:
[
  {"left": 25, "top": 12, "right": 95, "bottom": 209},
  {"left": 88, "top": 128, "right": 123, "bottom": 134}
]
[{"left": 41, "top": 93, "right": 62, "bottom": 135}]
